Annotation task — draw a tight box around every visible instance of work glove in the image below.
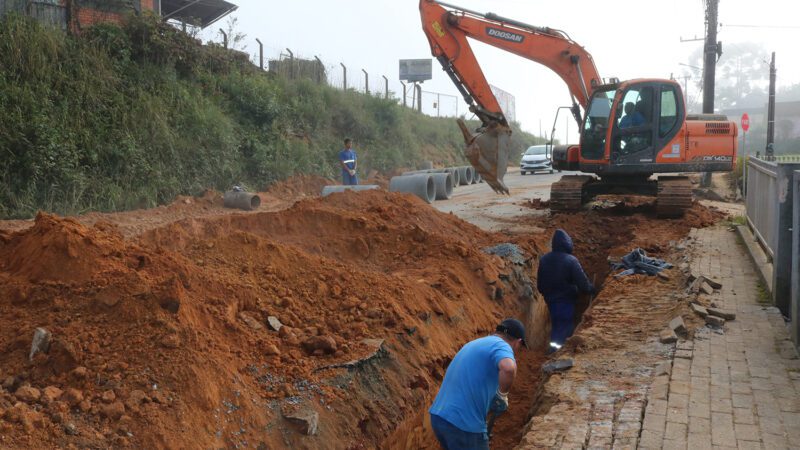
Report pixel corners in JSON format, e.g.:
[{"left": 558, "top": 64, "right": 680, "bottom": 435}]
[
  {"left": 349, "top": 169, "right": 356, "bottom": 176},
  {"left": 489, "top": 389, "right": 509, "bottom": 414}
]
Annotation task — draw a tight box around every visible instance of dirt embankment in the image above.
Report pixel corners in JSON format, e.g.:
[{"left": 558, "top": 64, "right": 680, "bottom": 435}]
[
  {"left": 0, "top": 178, "right": 727, "bottom": 450},
  {"left": 0, "top": 190, "right": 540, "bottom": 449}
]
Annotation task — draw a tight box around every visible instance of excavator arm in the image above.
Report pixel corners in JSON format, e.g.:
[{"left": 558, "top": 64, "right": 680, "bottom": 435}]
[{"left": 419, "top": 0, "right": 602, "bottom": 193}]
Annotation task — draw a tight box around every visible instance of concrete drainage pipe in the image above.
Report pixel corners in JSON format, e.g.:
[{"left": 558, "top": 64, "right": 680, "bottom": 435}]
[
  {"left": 456, "top": 166, "right": 474, "bottom": 185},
  {"left": 431, "top": 168, "right": 459, "bottom": 186},
  {"left": 223, "top": 191, "right": 261, "bottom": 211},
  {"left": 430, "top": 172, "right": 454, "bottom": 200},
  {"left": 389, "top": 174, "right": 436, "bottom": 204},
  {"left": 321, "top": 185, "right": 380, "bottom": 197},
  {"left": 475, "top": 172, "right": 483, "bottom": 183}
]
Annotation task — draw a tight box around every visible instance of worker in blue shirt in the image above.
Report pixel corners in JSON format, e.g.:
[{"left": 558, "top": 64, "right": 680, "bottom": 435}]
[
  {"left": 537, "top": 229, "right": 594, "bottom": 354},
  {"left": 619, "top": 102, "right": 645, "bottom": 128},
  {"left": 429, "top": 318, "right": 527, "bottom": 449},
  {"left": 339, "top": 138, "right": 358, "bottom": 185}
]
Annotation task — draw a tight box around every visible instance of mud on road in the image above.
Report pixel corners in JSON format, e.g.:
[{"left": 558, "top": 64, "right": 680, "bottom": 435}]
[{"left": 0, "top": 175, "right": 726, "bottom": 449}]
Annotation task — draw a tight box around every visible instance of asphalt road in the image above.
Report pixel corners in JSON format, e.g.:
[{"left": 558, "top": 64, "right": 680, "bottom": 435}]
[{"left": 433, "top": 167, "right": 573, "bottom": 232}]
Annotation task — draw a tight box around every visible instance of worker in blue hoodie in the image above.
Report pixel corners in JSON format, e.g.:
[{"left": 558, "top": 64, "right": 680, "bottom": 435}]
[{"left": 537, "top": 229, "right": 594, "bottom": 353}]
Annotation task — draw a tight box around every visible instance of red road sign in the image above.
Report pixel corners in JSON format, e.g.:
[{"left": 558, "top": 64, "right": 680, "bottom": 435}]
[{"left": 741, "top": 113, "right": 750, "bottom": 132}]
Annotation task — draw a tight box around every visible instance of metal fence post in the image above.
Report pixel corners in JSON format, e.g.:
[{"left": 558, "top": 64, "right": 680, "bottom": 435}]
[
  {"left": 340, "top": 63, "right": 347, "bottom": 90},
  {"left": 362, "top": 69, "right": 369, "bottom": 94},
  {"left": 382, "top": 75, "right": 389, "bottom": 100},
  {"left": 219, "top": 29, "right": 228, "bottom": 49},
  {"left": 285, "top": 48, "right": 294, "bottom": 79},
  {"left": 314, "top": 56, "right": 324, "bottom": 84},
  {"left": 255, "top": 38, "right": 264, "bottom": 70}
]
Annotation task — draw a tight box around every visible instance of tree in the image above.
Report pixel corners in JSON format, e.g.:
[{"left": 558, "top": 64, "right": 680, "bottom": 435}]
[{"left": 681, "top": 42, "right": 770, "bottom": 111}]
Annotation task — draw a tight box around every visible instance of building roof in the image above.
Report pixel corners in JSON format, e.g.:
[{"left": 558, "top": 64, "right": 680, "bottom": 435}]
[{"left": 161, "top": 0, "right": 238, "bottom": 28}]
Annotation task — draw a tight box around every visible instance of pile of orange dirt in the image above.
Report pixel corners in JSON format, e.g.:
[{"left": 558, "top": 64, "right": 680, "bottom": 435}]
[
  {"left": 265, "top": 174, "right": 335, "bottom": 200},
  {"left": 0, "top": 190, "right": 538, "bottom": 449}
]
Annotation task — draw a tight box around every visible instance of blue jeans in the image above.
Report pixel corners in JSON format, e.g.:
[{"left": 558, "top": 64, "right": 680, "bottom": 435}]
[
  {"left": 342, "top": 171, "right": 359, "bottom": 185},
  {"left": 547, "top": 301, "right": 575, "bottom": 347},
  {"left": 430, "top": 414, "right": 489, "bottom": 450}
]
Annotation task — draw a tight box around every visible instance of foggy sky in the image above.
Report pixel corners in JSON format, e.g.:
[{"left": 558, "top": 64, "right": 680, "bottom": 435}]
[{"left": 204, "top": 0, "right": 800, "bottom": 143}]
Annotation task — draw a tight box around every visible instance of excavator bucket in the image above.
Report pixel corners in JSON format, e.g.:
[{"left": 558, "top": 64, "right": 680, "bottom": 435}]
[{"left": 457, "top": 119, "right": 512, "bottom": 194}]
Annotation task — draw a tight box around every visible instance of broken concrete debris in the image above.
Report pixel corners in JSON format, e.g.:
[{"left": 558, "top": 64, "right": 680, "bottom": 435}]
[
  {"left": 267, "top": 316, "right": 283, "bottom": 332},
  {"left": 29, "top": 327, "right": 51, "bottom": 361},
  {"left": 707, "top": 308, "right": 735, "bottom": 320},
  {"left": 659, "top": 329, "right": 678, "bottom": 344},
  {"left": 282, "top": 405, "right": 319, "bottom": 436},
  {"left": 690, "top": 303, "right": 709, "bottom": 318},
  {"left": 669, "top": 316, "right": 687, "bottom": 335},
  {"left": 239, "top": 312, "right": 264, "bottom": 330},
  {"left": 705, "top": 315, "right": 725, "bottom": 327}
]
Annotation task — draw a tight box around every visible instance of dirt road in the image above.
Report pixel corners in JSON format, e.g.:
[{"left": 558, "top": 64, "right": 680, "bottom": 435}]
[{"left": 434, "top": 168, "right": 571, "bottom": 232}]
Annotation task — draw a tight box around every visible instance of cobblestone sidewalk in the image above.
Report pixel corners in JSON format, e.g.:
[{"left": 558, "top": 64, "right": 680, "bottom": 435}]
[{"left": 640, "top": 227, "right": 800, "bottom": 450}]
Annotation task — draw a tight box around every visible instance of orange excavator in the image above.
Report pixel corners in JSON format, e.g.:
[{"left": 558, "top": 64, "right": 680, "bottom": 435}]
[{"left": 419, "top": 0, "right": 737, "bottom": 216}]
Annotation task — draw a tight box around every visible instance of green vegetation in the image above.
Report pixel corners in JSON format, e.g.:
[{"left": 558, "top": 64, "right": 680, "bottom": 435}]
[
  {"left": 0, "top": 13, "right": 540, "bottom": 219},
  {"left": 756, "top": 281, "right": 772, "bottom": 305}
]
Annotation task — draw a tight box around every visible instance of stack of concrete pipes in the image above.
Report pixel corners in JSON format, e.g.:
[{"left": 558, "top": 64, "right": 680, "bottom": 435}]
[{"left": 388, "top": 165, "right": 482, "bottom": 204}]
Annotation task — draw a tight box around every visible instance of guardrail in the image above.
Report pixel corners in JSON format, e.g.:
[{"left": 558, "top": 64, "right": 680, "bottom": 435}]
[
  {"left": 746, "top": 158, "right": 778, "bottom": 259},
  {"left": 745, "top": 157, "right": 800, "bottom": 319},
  {"left": 792, "top": 171, "right": 800, "bottom": 344}
]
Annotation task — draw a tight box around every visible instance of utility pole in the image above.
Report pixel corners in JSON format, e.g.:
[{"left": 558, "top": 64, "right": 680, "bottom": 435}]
[
  {"left": 418, "top": 84, "right": 423, "bottom": 113},
  {"left": 362, "top": 69, "right": 369, "bottom": 94},
  {"left": 340, "top": 63, "right": 347, "bottom": 90},
  {"left": 701, "top": 0, "right": 721, "bottom": 187},
  {"left": 400, "top": 81, "right": 407, "bottom": 107},
  {"left": 383, "top": 75, "right": 389, "bottom": 99},
  {"left": 766, "top": 51, "right": 776, "bottom": 157}
]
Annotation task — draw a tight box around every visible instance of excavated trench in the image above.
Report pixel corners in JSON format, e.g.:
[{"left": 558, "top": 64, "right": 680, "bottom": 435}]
[{"left": 387, "top": 195, "right": 722, "bottom": 449}]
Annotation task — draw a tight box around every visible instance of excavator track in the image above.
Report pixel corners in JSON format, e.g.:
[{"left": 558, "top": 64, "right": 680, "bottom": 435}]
[
  {"left": 656, "top": 176, "right": 693, "bottom": 218},
  {"left": 550, "top": 175, "right": 594, "bottom": 212}
]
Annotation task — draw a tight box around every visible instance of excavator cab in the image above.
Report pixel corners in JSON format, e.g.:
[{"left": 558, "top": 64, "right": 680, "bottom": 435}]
[{"left": 558, "top": 79, "right": 687, "bottom": 175}]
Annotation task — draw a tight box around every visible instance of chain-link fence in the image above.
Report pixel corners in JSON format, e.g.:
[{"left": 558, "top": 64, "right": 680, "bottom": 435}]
[{"left": 236, "top": 40, "right": 464, "bottom": 118}]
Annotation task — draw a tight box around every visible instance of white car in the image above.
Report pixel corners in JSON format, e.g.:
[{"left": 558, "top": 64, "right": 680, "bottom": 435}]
[{"left": 520, "top": 145, "right": 554, "bottom": 175}]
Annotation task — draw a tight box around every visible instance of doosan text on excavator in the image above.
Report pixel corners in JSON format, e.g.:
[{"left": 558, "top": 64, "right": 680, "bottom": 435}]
[{"left": 419, "top": 0, "right": 737, "bottom": 217}]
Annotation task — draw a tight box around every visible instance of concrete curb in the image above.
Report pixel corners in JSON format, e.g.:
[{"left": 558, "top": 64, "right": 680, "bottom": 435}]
[{"left": 735, "top": 224, "right": 774, "bottom": 293}]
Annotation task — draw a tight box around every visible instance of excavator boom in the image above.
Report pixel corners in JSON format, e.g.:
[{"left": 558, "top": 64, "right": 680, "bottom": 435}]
[{"left": 419, "top": 0, "right": 601, "bottom": 193}]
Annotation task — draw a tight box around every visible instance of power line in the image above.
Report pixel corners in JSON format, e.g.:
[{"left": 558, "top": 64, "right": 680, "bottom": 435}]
[{"left": 721, "top": 23, "right": 800, "bottom": 29}]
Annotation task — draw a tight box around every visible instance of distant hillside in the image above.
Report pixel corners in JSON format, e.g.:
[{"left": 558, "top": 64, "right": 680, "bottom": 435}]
[{"left": 0, "top": 13, "right": 541, "bottom": 219}]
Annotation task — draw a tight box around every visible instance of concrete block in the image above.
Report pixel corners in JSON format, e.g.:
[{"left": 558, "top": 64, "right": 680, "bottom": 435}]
[
  {"left": 669, "top": 316, "right": 687, "bottom": 335},
  {"left": 660, "top": 329, "right": 678, "bottom": 344},
  {"left": 691, "top": 303, "right": 709, "bottom": 318},
  {"left": 707, "top": 308, "right": 736, "bottom": 320},
  {"left": 705, "top": 315, "right": 725, "bottom": 327}
]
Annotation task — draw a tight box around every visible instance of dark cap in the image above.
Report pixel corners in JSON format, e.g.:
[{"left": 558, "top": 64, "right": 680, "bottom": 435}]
[{"left": 496, "top": 318, "right": 528, "bottom": 349}]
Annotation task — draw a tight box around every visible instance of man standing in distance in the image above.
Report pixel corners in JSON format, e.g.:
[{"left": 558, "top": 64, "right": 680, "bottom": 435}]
[
  {"left": 428, "top": 318, "right": 526, "bottom": 449},
  {"left": 339, "top": 138, "right": 358, "bottom": 185}
]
